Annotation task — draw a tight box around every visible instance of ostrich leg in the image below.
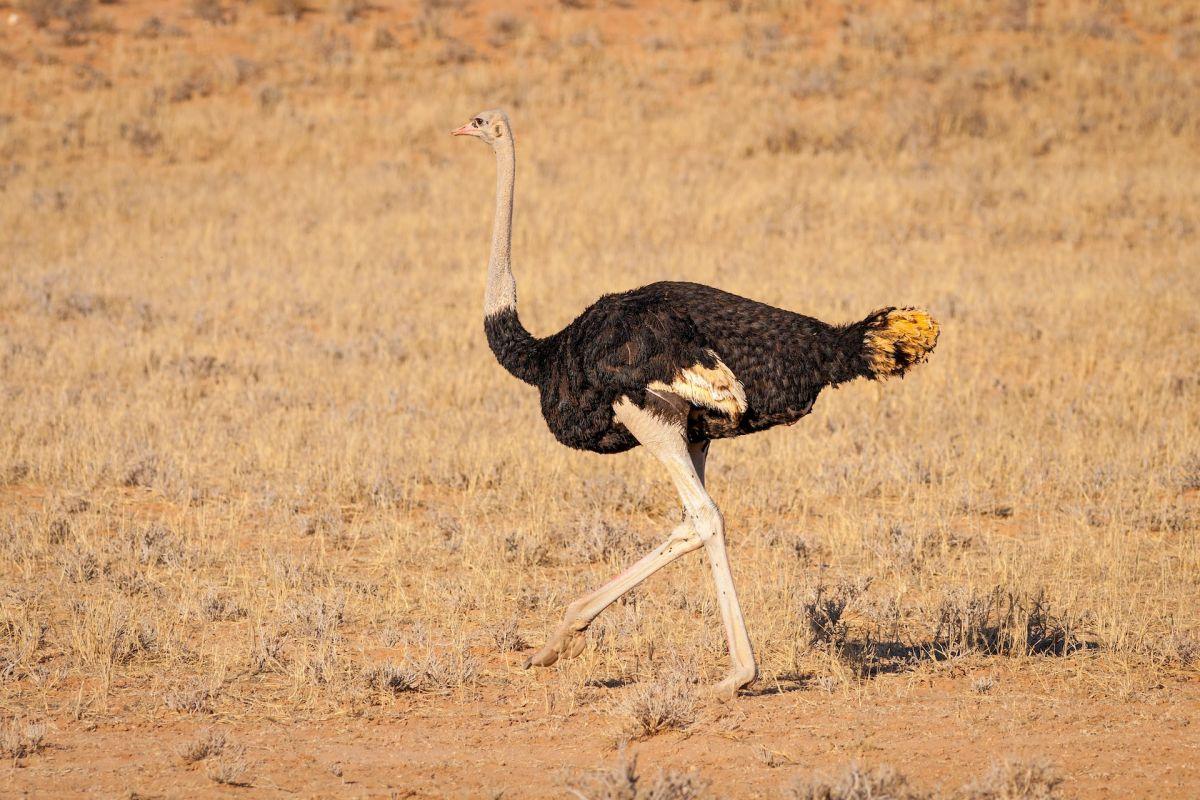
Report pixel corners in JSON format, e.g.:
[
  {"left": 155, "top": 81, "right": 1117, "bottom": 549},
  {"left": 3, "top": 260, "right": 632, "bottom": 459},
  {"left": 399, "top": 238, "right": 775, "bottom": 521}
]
[
  {"left": 524, "top": 399, "right": 758, "bottom": 697},
  {"left": 522, "top": 518, "right": 704, "bottom": 668},
  {"left": 687, "top": 438, "right": 757, "bottom": 697}
]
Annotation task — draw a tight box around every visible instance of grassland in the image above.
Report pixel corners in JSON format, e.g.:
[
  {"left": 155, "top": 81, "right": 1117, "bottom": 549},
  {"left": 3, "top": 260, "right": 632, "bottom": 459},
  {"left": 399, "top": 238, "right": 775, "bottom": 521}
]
[{"left": 1, "top": 0, "right": 1198, "bottom": 796}]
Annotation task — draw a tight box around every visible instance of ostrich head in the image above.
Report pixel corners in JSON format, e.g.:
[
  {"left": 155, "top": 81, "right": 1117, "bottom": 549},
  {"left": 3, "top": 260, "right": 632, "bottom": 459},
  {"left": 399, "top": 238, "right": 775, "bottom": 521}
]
[{"left": 451, "top": 109, "right": 511, "bottom": 146}]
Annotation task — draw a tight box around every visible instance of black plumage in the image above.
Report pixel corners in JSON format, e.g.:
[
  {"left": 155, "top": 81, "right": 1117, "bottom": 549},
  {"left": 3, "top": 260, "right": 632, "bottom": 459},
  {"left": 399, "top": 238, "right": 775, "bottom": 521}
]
[{"left": 485, "top": 280, "right": 937, "bottom": 454}]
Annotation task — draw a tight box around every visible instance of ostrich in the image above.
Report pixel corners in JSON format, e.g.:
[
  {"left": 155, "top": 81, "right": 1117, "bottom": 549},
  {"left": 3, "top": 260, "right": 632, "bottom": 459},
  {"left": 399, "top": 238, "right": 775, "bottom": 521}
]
[{"left": 451, "top": 110, "right": 939, "bottom": 698}]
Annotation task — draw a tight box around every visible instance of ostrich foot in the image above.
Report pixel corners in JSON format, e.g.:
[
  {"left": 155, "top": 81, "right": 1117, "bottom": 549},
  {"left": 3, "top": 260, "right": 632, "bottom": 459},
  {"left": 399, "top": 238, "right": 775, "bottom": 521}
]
[
  {"left": 708, "top": 667, "right": 757, "bottom": 700},
  {"left": 522, "top": 627, "right": 587, "bottom": 669}
]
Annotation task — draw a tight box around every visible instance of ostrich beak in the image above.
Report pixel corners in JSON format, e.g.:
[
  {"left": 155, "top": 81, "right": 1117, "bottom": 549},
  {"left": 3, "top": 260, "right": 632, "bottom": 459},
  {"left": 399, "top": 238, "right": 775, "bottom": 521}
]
[{"left": 450, "top": 123, "right": 476, "bottom": 137}]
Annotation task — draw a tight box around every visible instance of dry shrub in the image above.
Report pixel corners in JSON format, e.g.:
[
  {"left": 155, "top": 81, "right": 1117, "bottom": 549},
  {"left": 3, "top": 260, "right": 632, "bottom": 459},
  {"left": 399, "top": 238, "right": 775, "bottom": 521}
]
[
  {"left": 0, "top": 613, "right": 48, "bottom": 681},
  {"left": 931, "top": 588, "right": 1082, "bottom": 658},
  {"left": 207, "top": 750, "right": 250, "bottom": 786},
  {"left": 200, "top": 588, "right": 246, "bottom": 622},
  {"left": 286, "top": 593, "right": 345, "bottom": 640},
  {"left": 333, "top": 0, "right": 368, "bottom": 23},
  {"left": 299, "top": 643, "right": 340, "bottom": 686},
  {"left": 414, "top": 0, "right": 445, "bottom": 40},
  {"left": 312, "top": 26, "right": 353, "bottom": 66},
  {"left": 640, "top": 769, "right": 709, "bottom": 800},
  {"left": 487, "top": 12, "right": 525, "bottom": 48},
  {"left": 765, "top": 121, "right": 857, "bottom": 156},
  {"left": 436, "top": 39, "right": 476, "bottom": 65},
  {"left": 870, "top": 523, "right": 937, "bottom": 575},
  {"left": 504, "top": 532, "right": 551, "bottom": 566},
  {"left": 617, "top": 676, "right": 697, "bottom": 740},
  {"left": 566, "top": 518, "right": 643, "bottom": 564},
  {"left": 962, "top": 761, "right": 1061, "bottom": 800},
  {"left": 971, "top": 675, "right": 998, "bottom": 694},
  {"left": 799, "top": 579, "right": 870, "bottom": 650},
  {"left": 414, "top": 648, "right": 479, "bottom": 692},
  {"left": 362, "top": 649, "right": 479, "bottom": 695},
  {"left": 489, "top": 618, "right": 528, "bottom": 652},
  {"left": 57, "top": 544, "right": 98, "bottom": 582},
  {"left": 177, "top": 729, "right": 229, "bottom": 763},
  {"left": 163, "top": 680, "right": 217, "bottom": 714},
  {"left": 789, "top": 761, "right": 1061, "bottom": 800},
  {"left": 0, "top": 720, "right": 48, "bottom": 760},
  {"left": 20, "top": 0, "right": 91, "bottom": 30},
  {"left": 249, "top": 625, "right": 287, "bottom": 675},
  {"left": 571, "top": 750, "right": 709, "bottom": 800},
  {"left": 361, "top": 661, "right": 421, "bottom": 693},
  {"left": 789, "top": 763, "right": 924, "bottom": 800},
  {"left": 71, "top": 603, "right": 159, "bottom": 669},
  {"left": 125, "top": 523, "right": 185, "bottom": 568},
  {"left": 170, "top": 72, "right": 215, "bottom": 104},
  {"left": 372, "top": 26, "right": 398, "bottom": 50},
  {"left": 261, "top": 0, "right": 305, "bottom": 21},
  {"left": 191, "top": 0, "right": 234, "bottom": 25},
  {"left": 1164, "top": 629, "right": 1200, "bottom": 669}
]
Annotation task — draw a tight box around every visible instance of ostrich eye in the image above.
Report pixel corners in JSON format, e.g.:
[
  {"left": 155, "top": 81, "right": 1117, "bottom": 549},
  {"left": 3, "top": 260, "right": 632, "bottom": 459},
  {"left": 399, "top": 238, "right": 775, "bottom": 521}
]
[{"left": 472, "top": 117, "right": 483, "bottom": 127}]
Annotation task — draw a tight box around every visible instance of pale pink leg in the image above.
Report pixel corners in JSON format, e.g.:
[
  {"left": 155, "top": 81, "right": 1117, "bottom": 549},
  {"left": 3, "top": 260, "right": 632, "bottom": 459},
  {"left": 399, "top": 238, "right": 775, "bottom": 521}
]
[
  {"left": 688, "top": 436, "right": 756, "bottom": 697},
  {"left": 525, "top": 400, "right": 757, "bottom": 698},
  {"left": 523, "top": 520, "right": 703, "bottom": 668}
]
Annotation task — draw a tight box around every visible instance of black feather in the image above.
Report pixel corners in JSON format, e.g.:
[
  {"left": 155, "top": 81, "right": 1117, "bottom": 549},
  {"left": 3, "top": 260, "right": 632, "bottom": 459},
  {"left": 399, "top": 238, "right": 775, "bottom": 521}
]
[{"left": 483, "top": 281, "right": 920, "bottom": 454}]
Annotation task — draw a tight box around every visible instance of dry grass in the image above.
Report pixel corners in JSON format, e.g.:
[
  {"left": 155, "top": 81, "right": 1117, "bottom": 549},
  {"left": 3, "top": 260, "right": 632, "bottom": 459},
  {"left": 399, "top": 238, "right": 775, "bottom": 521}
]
[
  {"left": 962, "top": 761, "right": 1061, "bottom": 800},
  {"left": 0, "top": 0, "right": 1197, "bottom": 795},
  {"left": 789, "top": 761, "right": 1061, "bottom": 800},
  {"left": 790, "top": 763, "right": 923, "bottom": 800},
  {"left": 177, "top": 729, "right": 230, "bottom": 763},
  {"left": 0, "top": 720, "right": 49, "bottom": 760},
  {"left": 616, "top": 674, "right": 698, "bottom": 740},
  {"left": 572, "top": 750, "right": 710, "bottom": 800},
  {"left": 206, "top": 751, "right": 251, "bottom": 786}
]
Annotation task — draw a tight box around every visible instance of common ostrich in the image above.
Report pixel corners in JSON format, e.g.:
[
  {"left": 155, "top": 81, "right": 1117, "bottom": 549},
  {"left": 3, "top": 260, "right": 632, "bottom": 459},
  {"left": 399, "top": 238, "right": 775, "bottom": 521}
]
[{"left": 452, "top": 110, "right": 939, "bottom": 697}]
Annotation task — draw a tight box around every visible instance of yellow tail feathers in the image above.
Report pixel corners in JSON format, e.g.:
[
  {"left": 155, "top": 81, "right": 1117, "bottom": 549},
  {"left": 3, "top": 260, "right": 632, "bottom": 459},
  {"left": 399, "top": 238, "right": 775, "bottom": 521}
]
[{"left": 864, "top": 308, "right": 940, "bottom": 378}]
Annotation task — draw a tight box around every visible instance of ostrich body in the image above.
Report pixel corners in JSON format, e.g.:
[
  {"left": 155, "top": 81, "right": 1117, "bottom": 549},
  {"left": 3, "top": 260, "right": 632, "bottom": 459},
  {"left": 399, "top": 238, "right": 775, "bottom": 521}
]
[{"left": 452, "top": 110, "right": 939, "bottom": 697}]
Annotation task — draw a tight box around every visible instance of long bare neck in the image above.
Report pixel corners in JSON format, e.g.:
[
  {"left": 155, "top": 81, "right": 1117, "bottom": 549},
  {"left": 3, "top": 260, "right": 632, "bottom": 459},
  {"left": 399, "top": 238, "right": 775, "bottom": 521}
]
[
  {"left": 485, "top": 137, "right": 517, "bottom": 318},
  {"left": 481, "top": 131, "right": 541, "bottom": 385}
]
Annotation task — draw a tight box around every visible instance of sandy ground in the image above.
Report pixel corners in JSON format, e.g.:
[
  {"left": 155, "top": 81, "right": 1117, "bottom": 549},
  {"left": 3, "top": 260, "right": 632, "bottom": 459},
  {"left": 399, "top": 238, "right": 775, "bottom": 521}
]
[{"left": 7, "top": 672, "right": 1198, "bottom": 797}]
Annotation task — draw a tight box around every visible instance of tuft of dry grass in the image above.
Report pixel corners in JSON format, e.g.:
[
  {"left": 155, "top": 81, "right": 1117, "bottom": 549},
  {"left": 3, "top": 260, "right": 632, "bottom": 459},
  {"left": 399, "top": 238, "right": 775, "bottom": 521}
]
[
  {"left": 616, "top": 676, "right": 697, "bottom": 741},
  {"left": 571, "top": 750, "right": 710, "bottom": 800},
  {"left": 970, "top": 675, "right": 998, "bottom": 694},
  {"left": 0, "top": 720, "right": 49, "bottom": 760},
  {"left": 163, "top": 680, "right": 218, "bottom": 714},
  {"left": 361, "top": 661, "right": 421, "bottom": 694},
  {"left": 206, "top": 751, "right": 251, "bottom": 786},
  {"left": 962, "top": 761, "right": 1061, "bottom": 800},
  {"left": 798, "top": 579, "right": 869, "bottom": 650},
  {"left": 20, "top": 0, "right": 91, "bottom": 30},
  {"left": 789, "top": 763, "right": 922, "bottom": 800},
  {"left": 176, "top": 729, "right": 229, "bottom": 764},
  {"left": 931, "top": 588, "right": 1083, "bottom": 658},
  {"left": 261, "top": 0, "right": 306, "bottom": 22},
  {"left": 190, "top": 0, "right": 233, "bottom": 25},
  {"left": 790, "top": 761, "right": 1061, "bottom": 800},
  {"left": 361, "top": 645, "right": 479, "bottom": 696},
  {"left": 489, "top": 618, "right": 528, "bottom": 652},
  {"left": 333, "top": 0, "right": 369, "bottom": 23}
]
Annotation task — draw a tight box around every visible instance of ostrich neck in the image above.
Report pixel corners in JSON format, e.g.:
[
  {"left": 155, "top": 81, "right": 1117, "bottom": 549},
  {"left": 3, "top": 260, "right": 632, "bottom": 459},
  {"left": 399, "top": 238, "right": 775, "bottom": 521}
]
[{"left": 485, "top": 138, "right": 517, "bottom": 318}]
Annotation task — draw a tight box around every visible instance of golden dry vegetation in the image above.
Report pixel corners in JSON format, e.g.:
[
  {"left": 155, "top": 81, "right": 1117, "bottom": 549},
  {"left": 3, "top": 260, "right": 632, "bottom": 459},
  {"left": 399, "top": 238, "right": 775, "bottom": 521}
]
[{"left": 1, "top": 0, "right": 1198, "bottom": 796}]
